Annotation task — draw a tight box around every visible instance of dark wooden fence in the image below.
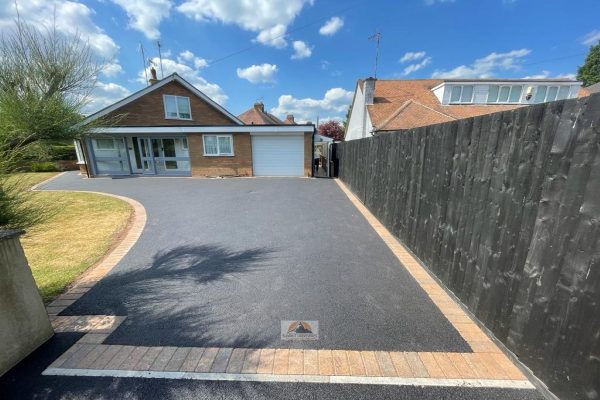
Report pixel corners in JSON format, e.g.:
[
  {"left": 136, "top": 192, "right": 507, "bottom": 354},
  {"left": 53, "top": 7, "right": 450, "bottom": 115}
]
[{"left": 335, "top": 93, "right": 600, "bottom": 400}]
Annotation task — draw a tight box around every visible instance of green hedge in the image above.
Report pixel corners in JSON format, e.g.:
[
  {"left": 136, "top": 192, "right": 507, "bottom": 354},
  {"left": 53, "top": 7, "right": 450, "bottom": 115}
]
[{"left": 30, "top": 162, "right": 59, "bottom": 172}]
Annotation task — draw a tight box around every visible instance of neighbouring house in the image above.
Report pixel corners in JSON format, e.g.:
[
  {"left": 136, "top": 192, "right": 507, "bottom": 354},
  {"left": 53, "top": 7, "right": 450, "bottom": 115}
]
[
  {"left": 237, "top": 102, "right": 297, "bottom": 126},
  {"left": 345, "top": 78, "right": 583, "bottom": 140},
  {"left": 75, "top": 71, "right": 314, "bottom": 178}
]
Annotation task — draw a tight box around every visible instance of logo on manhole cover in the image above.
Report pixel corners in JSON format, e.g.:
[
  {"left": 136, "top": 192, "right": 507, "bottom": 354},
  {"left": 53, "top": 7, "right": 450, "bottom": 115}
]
[{"left": 281, "top": 320, "right": 319, "bottom": 340}]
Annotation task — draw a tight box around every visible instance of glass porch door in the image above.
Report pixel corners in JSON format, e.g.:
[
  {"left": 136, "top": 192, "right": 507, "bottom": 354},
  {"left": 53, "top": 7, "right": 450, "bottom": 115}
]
[
  {"left": 129, "top": 137, "right": 190, "bottom": 175},
  {"left": 130, "top": 137, "right": 155, "bottom": 174},
  {"left": 151, "top": 138, "right": 190, "bottom": 175}
]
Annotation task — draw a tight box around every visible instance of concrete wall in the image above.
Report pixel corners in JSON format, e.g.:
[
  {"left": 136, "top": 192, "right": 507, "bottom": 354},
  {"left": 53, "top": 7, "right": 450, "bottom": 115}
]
[{"left": 0, "top": 230, "right": 53, "bottom": 376}]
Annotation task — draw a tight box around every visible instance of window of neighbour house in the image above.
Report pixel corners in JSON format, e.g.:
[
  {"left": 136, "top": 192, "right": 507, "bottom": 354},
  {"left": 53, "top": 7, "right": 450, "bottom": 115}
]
[
  {"left": 449, "top": 85, "right": 474, "bottom": 103},
  {"left": 203, "top": 135, "right": 234, "bottom": 156},
  {"left": 163, "top": 95, "right": 192, "bottom": 120},
  {"left": 533, "top": 85, "right": 571, "bottom": 103},
  {"left": 487, "top": 85, "right": 523, "bottom": 103}
]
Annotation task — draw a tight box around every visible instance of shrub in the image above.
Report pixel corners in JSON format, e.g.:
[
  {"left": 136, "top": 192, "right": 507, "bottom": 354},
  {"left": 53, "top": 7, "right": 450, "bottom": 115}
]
[
  {"left": 49, "top": 144, "right": 77, "bottom": 161},
  {"left": 30, "top": 162, "right": 58, "bottom": 172},
  {"left": 0, "top": 175, "right": 50, "bottom": 229}
]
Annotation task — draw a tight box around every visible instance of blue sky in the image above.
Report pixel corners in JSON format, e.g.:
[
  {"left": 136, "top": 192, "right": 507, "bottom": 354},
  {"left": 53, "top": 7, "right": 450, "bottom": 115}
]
[{"left": 1, "top": 0, "right": 599, "bottom": 122}]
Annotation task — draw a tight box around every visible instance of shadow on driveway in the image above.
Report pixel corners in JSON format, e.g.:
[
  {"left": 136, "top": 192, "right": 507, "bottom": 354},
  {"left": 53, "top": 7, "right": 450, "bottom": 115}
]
[{"left": 62, "top": 244, "right": 276, "bottom": 348}]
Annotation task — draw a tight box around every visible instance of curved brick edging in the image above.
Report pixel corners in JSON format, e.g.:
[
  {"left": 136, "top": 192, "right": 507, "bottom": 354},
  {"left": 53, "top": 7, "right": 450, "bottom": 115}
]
[{"left": 29, "top": 176, "right": 147, "bottom": 316}]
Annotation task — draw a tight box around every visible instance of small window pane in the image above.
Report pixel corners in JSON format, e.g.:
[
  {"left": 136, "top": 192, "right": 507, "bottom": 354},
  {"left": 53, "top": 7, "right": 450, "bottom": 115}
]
[
  {"left": 450, "top": 86, "right": 462, "bottom": 102},
  {"left": 488, "top": 85, "right": 499, "bottom": 103},
  {"left": 95, "top": 139, "right": 115, "bottom": 150},
  {"left": 164, "top": 96, "right": 178, "bottom": 118},
  {"left": 547, "top": 86, "right": 558, "bottom": 102},
  {"left": 204, "top": 136, "right": 218, "bottom": 155},
  {"left": 509, "top": 86, "right": 523, "bottom": 103},
  {"left": 461, "top": 85, "right": 474, "bottom": 102},
  {"left": 498, "top": 86, "right": 510, "bottom": 102},
  {"left": 218, "top": 136, "right": 232, "bottom": 154},
  {"left": 557, "top": 86, "right": 570, "bottom": 100},
  {"left": 534, "top": 86, "right": 547, "bottom": 103},
  {"left": 177, "top": 97, "right": 191, "bottom": 119}
]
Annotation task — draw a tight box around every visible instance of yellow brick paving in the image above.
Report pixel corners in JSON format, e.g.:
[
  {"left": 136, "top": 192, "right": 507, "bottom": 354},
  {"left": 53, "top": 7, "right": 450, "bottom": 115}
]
[{"left": 43, "top": 181, "right": 533, "bottom": 387}]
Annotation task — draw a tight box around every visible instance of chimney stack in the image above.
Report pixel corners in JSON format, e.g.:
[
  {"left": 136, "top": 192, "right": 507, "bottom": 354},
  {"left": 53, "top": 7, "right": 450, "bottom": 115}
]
[
  {"left": 364, "top": 77, "right": 376, "bottom": 105},
  {"left": 253, "top": 102, "right": 265, "bottom": 113},
  {"left": 149, "top": 66, "right": 159, "bottom": 85},
  {"left": 286, "top": 114, "right": 295, "bottom": 124}
]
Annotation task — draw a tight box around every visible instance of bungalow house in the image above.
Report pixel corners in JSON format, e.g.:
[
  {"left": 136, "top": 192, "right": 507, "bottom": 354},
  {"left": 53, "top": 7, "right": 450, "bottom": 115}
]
[
  {"left": 345, "top": 78, "right": 583, "bottom": 140},
  {"left": 75, "top": 71, "right": 314, "bottom": 178}
]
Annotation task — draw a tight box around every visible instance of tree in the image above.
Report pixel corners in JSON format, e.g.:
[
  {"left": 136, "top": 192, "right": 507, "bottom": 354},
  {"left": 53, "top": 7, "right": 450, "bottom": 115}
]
[
  {"left": 342, "top": 105, "right": 352, "bottom": 131},
  {"left": 577, "top": 41, "right": 600, "bottom": 87},
  {"left": 0, "top": 19, "right": 104, "bottom": 165},
  {"left": 0, "top": 18, "right": 103, "bottom": 229},
  {"left": 318, "top": 120, "right": 344, "bottom": 141}
]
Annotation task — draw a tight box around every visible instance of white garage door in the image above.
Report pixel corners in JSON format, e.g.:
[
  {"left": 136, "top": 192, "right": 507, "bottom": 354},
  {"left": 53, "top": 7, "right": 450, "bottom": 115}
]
[{"left": 252, "top": 135, "right": 305, "bottom": 177}]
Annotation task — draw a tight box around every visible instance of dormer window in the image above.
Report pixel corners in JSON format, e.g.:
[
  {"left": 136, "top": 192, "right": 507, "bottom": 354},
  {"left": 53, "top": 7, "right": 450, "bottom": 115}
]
[
  {"left": 163, "top": 95, "right": 192, "bottom": 120},
  {"left": 533, "top": 85, "right": 571, "bottom": 103},
  {"left": 449, "top": 85, "right": 474, "bottom": 103},
  {"left": 488, "top": 85, "right": 523, "bottom": 104}
]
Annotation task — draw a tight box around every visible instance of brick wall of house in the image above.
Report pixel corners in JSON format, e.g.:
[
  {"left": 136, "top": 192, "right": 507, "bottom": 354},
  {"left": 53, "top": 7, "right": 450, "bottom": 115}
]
[
  {"left": 188, "top": 133, "right": 253, "bottom": 177},
  {"left": 105, "top": 81, "right": 237, "bottom": 126},
  {"left": 304, "top": 133, "right": 313, "bottom": 177}
]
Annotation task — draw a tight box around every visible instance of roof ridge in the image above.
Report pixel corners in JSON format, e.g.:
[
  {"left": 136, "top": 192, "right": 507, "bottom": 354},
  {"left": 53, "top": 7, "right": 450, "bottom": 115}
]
[
  {"left": 374, "top": 100, "right": 414, "bottom": 130},
  {"left": 410, "top": 99, "right": 457, "bottom": 120}
]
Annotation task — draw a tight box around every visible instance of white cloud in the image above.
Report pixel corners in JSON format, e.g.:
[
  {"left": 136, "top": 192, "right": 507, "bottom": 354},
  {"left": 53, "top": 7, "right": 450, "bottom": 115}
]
[
  {"left": 236, "top": 63, "right": 278, "bottom": 84},
  {"left": 83, "top": 82, "right": 130, "bottom": 114},
  {"left": 176, "top": 0, "right": 313, "bottom": 48},
  {"left": 581, "top": 30, "right": 600, "bottom": 46},
  {"left": 431, "top": 49, "right": 531, "bottom": 78},
  {"left": 254, "top": 24, "right": 287, "bottom": 48},
  {"left": 109, "top": 0, "right": 172, "bottom": 39},
  {"left": 291, "top": 40, "right": 312, "bottom": 59},
  {"left": 138, "top": 56, "right": 228, "bottom": 104},
  {"left": 271, "top": 87, "right": 353, "bottom": 123},
  {"left": 523, "top": 70, "right": 576, "bottom": 80},
  {"left": 101, "top": 62, "right": 124, "bottom": 77},
  {"left": 0, "top": 0, "right": 120, "bottom": 62},
  {"left": 403, "top": 57, "right": 432, "bottom": 76},
  {"left": 177, "top": 50, "right": 208, "bottom": 68},
  {"left": 400, "top": 51, "right": 426, "bottom": 63},
  {"left": 319, "top": 16, "right": 343, "bottom": 36},
  {"left": 424, "top": 0, "right": 455, "bottom": 4}
]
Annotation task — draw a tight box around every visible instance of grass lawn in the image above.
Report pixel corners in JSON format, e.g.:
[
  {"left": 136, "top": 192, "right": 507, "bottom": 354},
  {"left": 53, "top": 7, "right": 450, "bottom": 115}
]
[{"left": 15, "top": 173, "right": 132, "bottom": 303}]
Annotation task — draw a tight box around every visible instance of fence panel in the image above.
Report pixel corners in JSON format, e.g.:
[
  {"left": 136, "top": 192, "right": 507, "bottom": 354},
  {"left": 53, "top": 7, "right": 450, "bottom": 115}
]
[{"left": 334, "top": 93, "right": 600, "bottom": 400}]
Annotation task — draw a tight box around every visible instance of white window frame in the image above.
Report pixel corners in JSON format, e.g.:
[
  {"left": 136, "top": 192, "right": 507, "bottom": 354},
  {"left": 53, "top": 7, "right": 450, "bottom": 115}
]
[
  {"left": 488, "top": 85, "right": 523, "bottom": 104},
  {"left": 163, "top": 95, "right": 192, "bottom": 120},
  {"left": 533, "top": 85, "right": 572, "bottom": 103},
  {"left": 202, "top": 134, "right": 234, "bottom": 156},
  {"left": 448, "top": 85, "right": 474, "bottom": 104}
]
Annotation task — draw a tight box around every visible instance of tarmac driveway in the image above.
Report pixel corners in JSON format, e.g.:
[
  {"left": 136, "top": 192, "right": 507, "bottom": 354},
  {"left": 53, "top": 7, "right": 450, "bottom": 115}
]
[{"left": 41, "top": 172, "right": 469, "bottom": 352}]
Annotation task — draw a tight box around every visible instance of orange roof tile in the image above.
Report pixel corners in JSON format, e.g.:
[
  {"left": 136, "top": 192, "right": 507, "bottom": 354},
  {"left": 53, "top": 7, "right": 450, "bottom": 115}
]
[{"left": 367, "top": 80, "right": 523, "bottom": 131}]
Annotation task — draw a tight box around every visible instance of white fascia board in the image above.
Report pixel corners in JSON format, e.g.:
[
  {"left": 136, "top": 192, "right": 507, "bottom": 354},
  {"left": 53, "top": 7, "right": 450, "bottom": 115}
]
[
  {"left": 430, "top": 82, "right": 445, "bottom": 91},
  {"left": 90, "top": 125, "right": 314, "bottom": 135},
  {"left": 442, "top": 80, "right": 581, "bottom": 86}
]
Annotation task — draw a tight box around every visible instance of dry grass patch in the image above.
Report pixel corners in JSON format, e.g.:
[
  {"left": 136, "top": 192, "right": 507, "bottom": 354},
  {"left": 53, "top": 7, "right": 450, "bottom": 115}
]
[{"left": 16, "top": 173, "right": 132, "bottom": 302}]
